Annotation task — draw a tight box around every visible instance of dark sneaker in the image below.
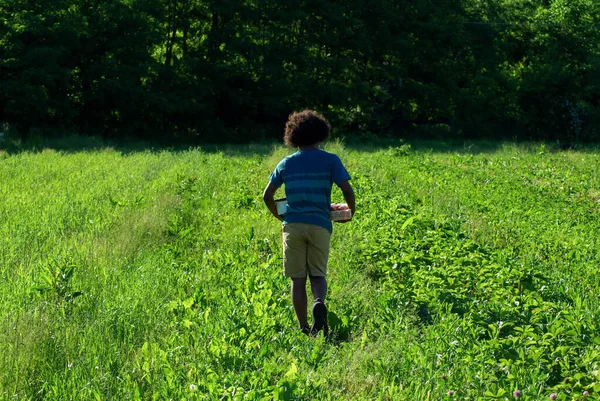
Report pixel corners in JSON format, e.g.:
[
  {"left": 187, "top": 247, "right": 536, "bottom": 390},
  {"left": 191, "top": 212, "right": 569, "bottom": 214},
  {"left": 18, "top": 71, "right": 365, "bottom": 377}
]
[
  {"left": 300, "top": 326, "right": 310, "bottom": 336},
  {"left": 311, "top": 299, "right": 328, "bottom": 335}
]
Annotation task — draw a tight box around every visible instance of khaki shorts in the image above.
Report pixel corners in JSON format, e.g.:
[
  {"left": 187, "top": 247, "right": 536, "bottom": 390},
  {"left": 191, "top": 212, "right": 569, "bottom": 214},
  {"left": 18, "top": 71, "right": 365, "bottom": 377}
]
[{"left": 282, "top": 223, "right": 331, "bottom": 278}]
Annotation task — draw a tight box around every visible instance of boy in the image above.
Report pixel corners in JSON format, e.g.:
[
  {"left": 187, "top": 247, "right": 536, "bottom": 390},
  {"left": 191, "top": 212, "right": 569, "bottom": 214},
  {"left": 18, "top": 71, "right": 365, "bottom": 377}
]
[{"left": 262, "top": 110, "right": 355, "bottom": 335}]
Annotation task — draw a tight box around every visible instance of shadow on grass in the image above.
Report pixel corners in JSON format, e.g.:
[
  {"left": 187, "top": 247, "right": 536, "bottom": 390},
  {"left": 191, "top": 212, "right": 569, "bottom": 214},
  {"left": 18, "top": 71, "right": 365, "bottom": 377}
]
[
  {"left": 343, "top": 137, "right": 600, "bottom": 155},
  {"left": 2, "top": 132, "right": 599, "bottom": 157},
  {"left": 0, "top": 133, "right": 278, "bottom": 158}
]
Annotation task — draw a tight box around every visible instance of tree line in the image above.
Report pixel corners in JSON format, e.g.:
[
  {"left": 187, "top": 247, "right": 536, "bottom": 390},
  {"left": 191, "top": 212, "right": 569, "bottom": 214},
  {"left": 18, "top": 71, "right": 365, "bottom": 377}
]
[{"left": 1, "top": 0, "right": 599, "bottom": 143}]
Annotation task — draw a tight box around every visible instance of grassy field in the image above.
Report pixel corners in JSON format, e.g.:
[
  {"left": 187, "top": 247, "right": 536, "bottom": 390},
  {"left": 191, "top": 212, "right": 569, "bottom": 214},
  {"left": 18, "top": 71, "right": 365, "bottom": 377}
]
[{"left": 1, "top": 141, "right": 600, "bottom": 400}]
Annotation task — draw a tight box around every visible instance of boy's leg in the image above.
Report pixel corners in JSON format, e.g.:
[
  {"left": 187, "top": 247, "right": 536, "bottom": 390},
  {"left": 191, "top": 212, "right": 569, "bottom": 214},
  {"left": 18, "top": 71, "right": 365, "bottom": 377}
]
[
  {"left": 291, "top": 277, "right": 308, "bottom": 330},
  {"left": 283, "top": 223, "right": 310, "bottom": 331},
  {"left": 309, "top": 276, "right": 328, "bottom": 335},
  {"left": 306, "top": 225, "right": 330, "bottom": 301},
  {"left": 309, "top": 275, "right": 327, "bottom": 301},
  {"left": 306, "top": 225, "right": 331, "bottom": 334}
]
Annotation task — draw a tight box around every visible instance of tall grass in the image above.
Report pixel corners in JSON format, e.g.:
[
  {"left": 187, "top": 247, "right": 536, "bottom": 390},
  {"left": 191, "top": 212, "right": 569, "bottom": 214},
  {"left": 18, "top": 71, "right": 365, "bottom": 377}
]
[{"left": 1, "top": 142, "right": 599, "bottom": 400}]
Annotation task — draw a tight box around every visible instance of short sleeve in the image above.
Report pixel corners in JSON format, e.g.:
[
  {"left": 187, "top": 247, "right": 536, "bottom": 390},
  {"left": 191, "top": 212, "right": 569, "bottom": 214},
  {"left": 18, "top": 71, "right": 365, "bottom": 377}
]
[
  {"left": 269, "top": 159, "right": 285, "bottom": 188},
  {"left": 331, "top": 155, "right": 351, "bottom": 186}
]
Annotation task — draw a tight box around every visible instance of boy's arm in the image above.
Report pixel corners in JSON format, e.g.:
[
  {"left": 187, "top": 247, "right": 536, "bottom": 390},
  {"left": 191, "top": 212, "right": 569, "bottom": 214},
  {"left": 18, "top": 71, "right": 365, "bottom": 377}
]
[
  {"left": 262, "top": 182, "right": 283, "bottom": 221},
  {"left": 338, "top": 180, "right": 355, "bottom": 222}
]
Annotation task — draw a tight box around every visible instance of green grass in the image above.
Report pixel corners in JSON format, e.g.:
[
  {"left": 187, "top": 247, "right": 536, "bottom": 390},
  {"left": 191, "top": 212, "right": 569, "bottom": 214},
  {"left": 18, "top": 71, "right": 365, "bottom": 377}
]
[{"left": 1, "top": 141, "right": 600, "bottom": 400}]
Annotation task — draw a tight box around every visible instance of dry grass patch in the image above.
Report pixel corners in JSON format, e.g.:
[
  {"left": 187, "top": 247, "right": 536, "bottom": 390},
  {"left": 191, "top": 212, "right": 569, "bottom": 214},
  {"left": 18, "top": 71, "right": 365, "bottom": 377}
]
[{"left": 94, "top": 194, "right": 180, "bottom": 265}]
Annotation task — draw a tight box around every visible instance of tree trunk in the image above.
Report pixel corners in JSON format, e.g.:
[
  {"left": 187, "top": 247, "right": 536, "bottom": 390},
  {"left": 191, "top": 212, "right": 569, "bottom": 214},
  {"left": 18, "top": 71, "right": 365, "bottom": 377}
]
[
  {"left": 165, "top": 0, "right": 177, "bottom": 66},
  {"left": 182, "top": 24, "right": 188, "bottom": 59},
  {"left": 208, "top": 11, "right": 219, "bottom": 62}
]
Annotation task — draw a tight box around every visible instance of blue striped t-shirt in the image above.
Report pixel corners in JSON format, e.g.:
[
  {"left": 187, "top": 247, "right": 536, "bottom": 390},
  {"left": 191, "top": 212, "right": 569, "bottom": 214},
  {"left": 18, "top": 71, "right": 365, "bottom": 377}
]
[{"left": 269, "top": 149, "right": 351, "bottom": 232}]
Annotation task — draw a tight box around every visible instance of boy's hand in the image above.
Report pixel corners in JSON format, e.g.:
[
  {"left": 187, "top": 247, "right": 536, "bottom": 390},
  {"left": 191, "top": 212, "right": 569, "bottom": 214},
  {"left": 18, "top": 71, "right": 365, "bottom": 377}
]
[
  {"left": 262, "top": 182, "right": 283, "bottom": 221},
  {"left": 338, "top": 180, "right": 356, "bottom": 222}
]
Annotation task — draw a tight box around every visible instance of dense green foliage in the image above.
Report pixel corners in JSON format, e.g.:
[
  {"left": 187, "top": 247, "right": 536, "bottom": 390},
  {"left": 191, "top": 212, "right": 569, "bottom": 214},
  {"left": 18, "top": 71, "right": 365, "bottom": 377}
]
[
  {"left": 0, "top": 1, "right": 599, "bottom": 142},
  {"left": 1, "top": 141, "right": 600, "bottom": 400}
]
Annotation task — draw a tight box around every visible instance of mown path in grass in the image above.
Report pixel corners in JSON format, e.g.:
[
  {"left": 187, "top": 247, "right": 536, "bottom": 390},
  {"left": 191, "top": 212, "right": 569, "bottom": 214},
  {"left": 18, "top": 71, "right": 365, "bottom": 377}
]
[{"left": 1, "top": 142, "right": 600, "bottom": 400}]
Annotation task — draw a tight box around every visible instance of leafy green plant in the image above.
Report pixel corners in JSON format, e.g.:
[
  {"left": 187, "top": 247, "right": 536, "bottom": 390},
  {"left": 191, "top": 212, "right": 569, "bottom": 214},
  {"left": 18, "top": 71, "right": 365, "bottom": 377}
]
[{"left": 32, "top": 258, "right": 82, "bottom": 304}]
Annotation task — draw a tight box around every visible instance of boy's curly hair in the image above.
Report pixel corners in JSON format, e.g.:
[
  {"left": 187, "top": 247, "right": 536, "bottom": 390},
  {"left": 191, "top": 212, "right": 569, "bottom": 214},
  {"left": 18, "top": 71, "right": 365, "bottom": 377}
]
[{"left": 284, "top": 110, "right": 330, "bottom": 147}]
